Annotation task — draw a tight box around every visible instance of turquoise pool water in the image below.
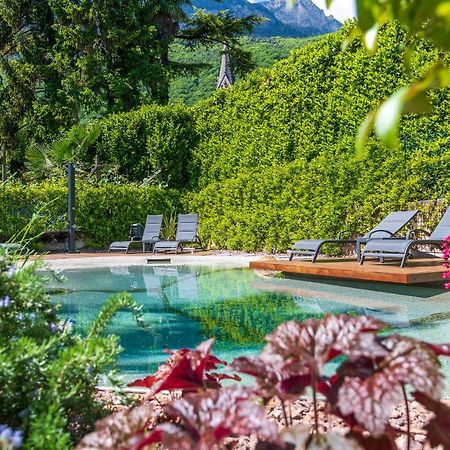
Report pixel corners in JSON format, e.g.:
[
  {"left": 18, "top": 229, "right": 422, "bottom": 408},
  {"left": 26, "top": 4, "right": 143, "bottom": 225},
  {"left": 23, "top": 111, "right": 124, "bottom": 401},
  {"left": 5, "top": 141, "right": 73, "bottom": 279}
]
[{"left": 47, "top": 264, "right": 450, "bottom": 387}]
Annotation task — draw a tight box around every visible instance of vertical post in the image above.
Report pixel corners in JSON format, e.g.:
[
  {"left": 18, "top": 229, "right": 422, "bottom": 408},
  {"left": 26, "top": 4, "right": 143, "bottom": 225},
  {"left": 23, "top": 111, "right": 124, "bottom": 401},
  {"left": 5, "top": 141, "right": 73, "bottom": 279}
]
[
  {"left": 68, "top": 162, "right": 76, "bottom": 253},
  {"left": 1, "top": 148, "right": 6, "bottom": 182}
]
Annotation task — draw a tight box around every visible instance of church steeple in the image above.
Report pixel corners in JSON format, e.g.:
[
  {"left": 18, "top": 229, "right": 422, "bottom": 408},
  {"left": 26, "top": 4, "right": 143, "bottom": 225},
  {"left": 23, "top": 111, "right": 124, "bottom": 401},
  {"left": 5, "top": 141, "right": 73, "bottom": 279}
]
[{"left": 216, "top": 45, "right": 234, "bottom": 89}]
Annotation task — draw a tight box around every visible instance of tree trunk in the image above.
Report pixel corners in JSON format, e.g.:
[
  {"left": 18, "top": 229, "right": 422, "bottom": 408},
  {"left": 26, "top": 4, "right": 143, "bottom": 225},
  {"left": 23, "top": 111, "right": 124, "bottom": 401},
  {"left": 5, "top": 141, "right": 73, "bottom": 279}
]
[{"left": 158, "top": 41, "right": 170, "bottom": 104}]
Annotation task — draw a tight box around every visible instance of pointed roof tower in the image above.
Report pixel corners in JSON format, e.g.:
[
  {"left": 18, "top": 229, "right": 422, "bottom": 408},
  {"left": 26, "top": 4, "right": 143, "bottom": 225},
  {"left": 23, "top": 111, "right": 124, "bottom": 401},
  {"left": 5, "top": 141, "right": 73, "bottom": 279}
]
[{"left": 216, "top": 45, "right": 234, "bottom": 89}]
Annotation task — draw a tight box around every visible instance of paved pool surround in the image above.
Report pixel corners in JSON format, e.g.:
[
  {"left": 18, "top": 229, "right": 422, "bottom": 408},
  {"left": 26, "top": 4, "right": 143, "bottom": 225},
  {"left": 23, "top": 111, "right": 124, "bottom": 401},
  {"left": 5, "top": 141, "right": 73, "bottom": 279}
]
[{"left": 42, "top": 251, "right": 262, "bottom": 271}]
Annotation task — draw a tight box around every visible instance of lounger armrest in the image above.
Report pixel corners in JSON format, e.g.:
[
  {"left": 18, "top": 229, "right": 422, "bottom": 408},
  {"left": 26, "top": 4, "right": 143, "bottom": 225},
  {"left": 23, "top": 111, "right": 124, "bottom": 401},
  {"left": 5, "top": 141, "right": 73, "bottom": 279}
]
[
  {"left": 368, "top": 229, "right": 395, "bottom": 238},
  {"left": 406, "top": 228, "right": 431, "bottom": 239},
  {"left": 337, "top": 230, "right": 361, "bottom": 239},
  {"left": 130, "top": 236, "right": 142, "bottom": 241}
]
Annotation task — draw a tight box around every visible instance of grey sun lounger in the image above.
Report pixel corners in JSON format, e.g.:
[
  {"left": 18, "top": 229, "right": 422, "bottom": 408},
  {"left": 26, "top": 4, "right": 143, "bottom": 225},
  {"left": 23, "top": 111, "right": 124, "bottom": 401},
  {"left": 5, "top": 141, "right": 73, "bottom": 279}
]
[
  {"left": 361, "top": 207, "right": 450, "bottom": 267},
  {"left": 109, "top": 214, "right": 163, "bottom": 253},
  {"left": 153, "top": 214, "right": 201, "bottom": 254},
  {"left": 0, "top": 243, "right": 22, "bottom": 252},
  {"left": 289, "top": 210, "right": 418, "bottom": 263}
]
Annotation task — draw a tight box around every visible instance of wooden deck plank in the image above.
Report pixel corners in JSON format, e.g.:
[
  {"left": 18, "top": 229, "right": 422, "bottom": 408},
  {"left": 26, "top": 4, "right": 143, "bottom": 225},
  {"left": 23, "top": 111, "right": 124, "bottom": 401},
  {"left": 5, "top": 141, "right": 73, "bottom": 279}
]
[{"left": 249, "top": 258, "right": 446, "bottom": 285}]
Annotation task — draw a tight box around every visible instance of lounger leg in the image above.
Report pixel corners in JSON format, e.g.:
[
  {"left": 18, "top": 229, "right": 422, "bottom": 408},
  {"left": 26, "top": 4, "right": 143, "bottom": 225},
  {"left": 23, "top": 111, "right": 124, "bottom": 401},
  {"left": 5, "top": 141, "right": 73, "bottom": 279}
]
[
  {"left": 311, "top": 248, "right": 320, "bottom": 263},
  {"left": 289, "top": 252, "right": 294, "bottom": 261},
  {"left": 356, "top": 242, "right": 361, "bottom": 262},
  {"left": 400, "top": 252, "right": 409, "bottom": 268},
  {"left": 360, "top": 254, "right": 365, "bottom": 265}
]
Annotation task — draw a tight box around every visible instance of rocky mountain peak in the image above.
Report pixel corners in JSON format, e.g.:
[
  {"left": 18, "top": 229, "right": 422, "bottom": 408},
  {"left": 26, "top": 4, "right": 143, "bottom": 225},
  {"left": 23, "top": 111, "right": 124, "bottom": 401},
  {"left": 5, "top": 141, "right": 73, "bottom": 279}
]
[{"left": 189, "top": 0, "right": 341, "bottom": 37}]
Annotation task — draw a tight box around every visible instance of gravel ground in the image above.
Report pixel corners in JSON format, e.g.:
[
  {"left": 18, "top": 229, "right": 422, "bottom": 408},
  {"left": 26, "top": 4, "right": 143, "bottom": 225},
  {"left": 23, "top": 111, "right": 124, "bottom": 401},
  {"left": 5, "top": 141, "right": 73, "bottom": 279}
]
[{"left": 95, "top": 390, "right": 445, "bottom": 449}]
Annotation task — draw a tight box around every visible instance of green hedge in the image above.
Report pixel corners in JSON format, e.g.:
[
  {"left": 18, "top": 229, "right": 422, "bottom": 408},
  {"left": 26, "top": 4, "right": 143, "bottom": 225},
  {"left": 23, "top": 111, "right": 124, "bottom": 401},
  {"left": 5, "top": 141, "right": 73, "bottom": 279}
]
[
  {"left": 0, "top": 182, "right": 181, "bottom": 248},
  {"left": 94, "top": 104, "right": 198, "bottom": 188},
  {"left": 185, "top": 23, "right": 450, "bottom": 251}
]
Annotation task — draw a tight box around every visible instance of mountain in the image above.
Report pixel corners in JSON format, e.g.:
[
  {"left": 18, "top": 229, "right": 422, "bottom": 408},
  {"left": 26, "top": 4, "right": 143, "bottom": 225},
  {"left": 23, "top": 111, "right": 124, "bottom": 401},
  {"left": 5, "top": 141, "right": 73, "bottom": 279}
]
[{"left": 187, "top": 0, "right": 341, "bottom": 37}]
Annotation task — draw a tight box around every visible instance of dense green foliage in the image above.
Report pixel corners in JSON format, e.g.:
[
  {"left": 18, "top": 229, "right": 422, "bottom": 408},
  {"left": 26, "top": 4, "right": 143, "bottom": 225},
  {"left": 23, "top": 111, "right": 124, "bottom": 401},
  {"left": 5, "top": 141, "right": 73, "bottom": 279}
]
[
  {"left": 334, "top": 0, "right": 450, "bottom": 151},
  {"left": 0, "top": 183, "right": 180, "bottom": 248},
  {"left": 186, "top": 24, "right": 450, "bottom": 250},
  {"left": 0, "top": 0, "right": 259, "bottom": 179},
  {"left": 169, "top": 37, "right": 317, "bottom": 105},
  {"left": 0, "top": 251, "right": 144, "bottom": 448},
  {"left": 95, "top": 104, "right": 198, "bottom": 187},
  {"left": 2, "top": 24, "right": 450, "bottom": 252}
]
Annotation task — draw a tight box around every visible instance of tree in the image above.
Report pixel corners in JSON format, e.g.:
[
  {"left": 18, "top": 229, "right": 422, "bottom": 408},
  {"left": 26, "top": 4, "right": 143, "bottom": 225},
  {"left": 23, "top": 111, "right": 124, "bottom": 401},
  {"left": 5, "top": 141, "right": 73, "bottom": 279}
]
[
  {"left": 0, "top": 0, "right": 56, "bottom": 180},
  {"left": 0, "top": 0, "right": 261, "bottom": 179},
  {"left": 25, "top": 123, "right": 101, "bottom": 179}
]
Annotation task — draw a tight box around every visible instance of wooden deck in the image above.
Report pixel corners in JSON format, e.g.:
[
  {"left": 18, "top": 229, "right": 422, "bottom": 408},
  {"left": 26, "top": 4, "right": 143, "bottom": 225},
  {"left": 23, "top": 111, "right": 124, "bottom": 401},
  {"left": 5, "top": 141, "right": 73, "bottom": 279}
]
[{"left": 249, "top": 257, "right": 446, "bottom": 285}]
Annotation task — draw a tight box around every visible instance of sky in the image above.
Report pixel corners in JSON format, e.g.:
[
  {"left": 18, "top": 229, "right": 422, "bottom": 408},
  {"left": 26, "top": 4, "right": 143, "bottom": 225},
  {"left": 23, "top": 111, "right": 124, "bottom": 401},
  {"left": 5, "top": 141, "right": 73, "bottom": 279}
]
[
  {"left": 247, "top": 0, "right": 357, "bottom": 23},
  {"left": 311, "top": 0, "right": 356, "bottom": 22}
]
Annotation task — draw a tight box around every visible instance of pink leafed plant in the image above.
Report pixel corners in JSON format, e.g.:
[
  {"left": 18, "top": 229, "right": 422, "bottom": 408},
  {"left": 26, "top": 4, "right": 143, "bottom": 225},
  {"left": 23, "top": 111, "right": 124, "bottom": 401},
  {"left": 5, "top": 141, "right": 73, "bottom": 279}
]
[
  {"left": 77, "top": 315, "right": 450, "bottom": 450},
  {"left": 128, "top": 338, "right": 240, "bottom": 394},
  {"left": 443, "top": 236, "right": 450, "bottom": 289}
]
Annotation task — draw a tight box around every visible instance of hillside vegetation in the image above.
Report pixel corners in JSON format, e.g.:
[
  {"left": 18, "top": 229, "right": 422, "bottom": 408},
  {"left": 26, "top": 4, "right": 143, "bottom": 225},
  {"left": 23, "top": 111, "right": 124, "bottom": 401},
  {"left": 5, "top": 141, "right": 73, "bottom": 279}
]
[
  {"left": 169, "top": 37, "right": 317, "bottom": 105},
  {"left": 187, "top": 24, "right": 450, "bottom": 250}
]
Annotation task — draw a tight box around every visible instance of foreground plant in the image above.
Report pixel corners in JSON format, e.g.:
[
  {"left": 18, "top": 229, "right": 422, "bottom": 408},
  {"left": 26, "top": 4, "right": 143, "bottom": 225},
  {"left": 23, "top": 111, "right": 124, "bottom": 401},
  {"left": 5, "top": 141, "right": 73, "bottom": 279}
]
[
  {"left": 129, "top": 338, "right": 240, "bottom": 394},
  {"left": 77, "top": 313, "right": 450, "bottom": 450},
  {"left": 0, "top": 249, "right": 145, "bottom": 448},
  {"left": 78, "top": 387, "right": 278, "bottom": 450}
]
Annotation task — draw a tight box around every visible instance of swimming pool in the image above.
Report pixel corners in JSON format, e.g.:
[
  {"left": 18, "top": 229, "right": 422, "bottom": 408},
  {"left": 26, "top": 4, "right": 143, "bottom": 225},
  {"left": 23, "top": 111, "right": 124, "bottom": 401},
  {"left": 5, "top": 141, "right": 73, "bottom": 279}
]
[{"left": 47, "top": 264, "right": 450, "bottom": 387}]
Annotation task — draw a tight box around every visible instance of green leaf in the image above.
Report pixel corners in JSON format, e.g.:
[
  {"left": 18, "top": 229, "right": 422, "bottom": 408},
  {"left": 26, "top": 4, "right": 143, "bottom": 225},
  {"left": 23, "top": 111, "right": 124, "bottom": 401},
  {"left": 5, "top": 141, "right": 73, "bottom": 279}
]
[
  {"left": 356, "top": 0, "right": 376, "bottom": 31},
  {"left": 374, "top": 86, "right": 408, "bottom": 148},
  {"left": 363, "top": 24, "right": 379, "bottom": 54},
  {"left": 342, "top": 25, "right": 362, "bottom": 51},
  {"left": 403, "top": 90, "right": 432, "bottom": 114},
  {"left": 436, "top": 2, "right": 450, "bottom": 19},
  {"left": 25, "top": 144, "right": 53, "bottom": 176},
  {"left": 355, "top": 111, "right": 375, "bottom": 159}
]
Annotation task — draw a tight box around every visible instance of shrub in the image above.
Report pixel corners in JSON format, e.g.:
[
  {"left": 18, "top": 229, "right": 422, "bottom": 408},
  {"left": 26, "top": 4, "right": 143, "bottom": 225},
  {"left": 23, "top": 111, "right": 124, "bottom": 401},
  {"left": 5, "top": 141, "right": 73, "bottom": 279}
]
[
  {"left": 94, "top": 104, "right": 199, "bottom": 188},
  {"left": 0, "top": 182, "right": 181, "bottom": 248},
  {"left": 0, "top": 249, "right": 144, "bottom": 448},
  {"left": 186, "top": 23, "right": 450, "bottom": 251}
]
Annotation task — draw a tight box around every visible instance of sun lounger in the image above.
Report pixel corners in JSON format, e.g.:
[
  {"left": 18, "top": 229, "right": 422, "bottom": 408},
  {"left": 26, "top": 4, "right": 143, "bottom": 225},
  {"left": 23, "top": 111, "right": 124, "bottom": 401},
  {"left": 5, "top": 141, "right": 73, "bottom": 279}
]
[
  {"left": 153, "top": 214, "right": 200, "bottom": 254},
  {"left": 109, "top": 215, "right": 162, "bottom": 253},
  {"left": 289, "top": 210, "right": 418, "bottom": 262},
  {"left": 360, "top": 207, "right": 450, "bottom": 267},
  {"left": 0, "top": 243, "right": 22, "bottom": 252}
]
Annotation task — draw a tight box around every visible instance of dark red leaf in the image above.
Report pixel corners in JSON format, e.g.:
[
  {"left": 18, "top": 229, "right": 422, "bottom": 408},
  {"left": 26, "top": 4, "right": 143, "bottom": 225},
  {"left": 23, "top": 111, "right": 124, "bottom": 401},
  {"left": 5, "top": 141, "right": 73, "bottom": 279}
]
[
  {"left": 75, "top": 405, "right": 153, "bottom": 450},
  {"left": 413, "top": 392, "right": 450, "bottom": 449},
  {"left": 263, "top": 315, "right": 386, "bottom": 376},
  {"left": 254, "top": 442, "right": 286, "bottom": 450},
  {"left": 278, "top": 373, "right": 311, "bottom": 396},
  {"left": 130, "top": 338, "right": 231, "bottom": 394},
  {"left": 337, "top": 335, "right": 444, "bottom": 436},
  {"left": 346, "top": 431, "right": 398, "bottom": 450},
  {"left": 137, "top": 423, "right": 194, "bottom": 450},
  {"left": 158, "top": 387, "right": 280, "bottom": 449},
  {"left": 426, "top": 342, "right": 450, "bottom": 356},
  {"left": 128, "top": 375, "right": 157, "bottom": 389},
  {"left": 206, "top": 372, "right": 241, "bottom": 383},
  {"left": 232, "top": 355, "right": 308, "bottom": 401},
  {"left": 154, "top": 352, "right": 206, "bottom": 393}
]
